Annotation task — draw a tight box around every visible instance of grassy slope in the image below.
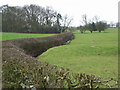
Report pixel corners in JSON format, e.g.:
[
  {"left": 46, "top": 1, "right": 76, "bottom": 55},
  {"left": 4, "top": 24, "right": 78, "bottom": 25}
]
[
  {"left": 1, "top": 32, "right": 54, "bottom": 40},
  {"left": 38, "top": 28, "right": 118, "bottom": 79}
]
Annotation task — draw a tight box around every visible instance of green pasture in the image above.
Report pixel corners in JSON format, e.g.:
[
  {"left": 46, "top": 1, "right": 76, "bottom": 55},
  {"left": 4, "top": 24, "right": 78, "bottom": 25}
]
[
  {"left": 1, "top": 32, "right": 54, "bottom": 41},
  {"left": 38, "top": 28, "right": 118, "bottom": 79}
]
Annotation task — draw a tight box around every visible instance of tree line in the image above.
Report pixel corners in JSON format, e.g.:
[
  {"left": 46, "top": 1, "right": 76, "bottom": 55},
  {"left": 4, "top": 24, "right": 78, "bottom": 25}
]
[
  {"left": 1, "top": 5, "right": 119, "bottom": 33},
  {"left": 78, "top": 14, "right": 108, "bottom": 33},
  {"left": 1, "top": 4, "right": 72, "bottom": 33}
]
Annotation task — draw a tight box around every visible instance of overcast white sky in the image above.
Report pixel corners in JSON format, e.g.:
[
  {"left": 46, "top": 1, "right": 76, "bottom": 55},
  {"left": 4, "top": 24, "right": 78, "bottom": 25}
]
[{"left": 0, "top": 0, "right": 119, "bottom": 26}]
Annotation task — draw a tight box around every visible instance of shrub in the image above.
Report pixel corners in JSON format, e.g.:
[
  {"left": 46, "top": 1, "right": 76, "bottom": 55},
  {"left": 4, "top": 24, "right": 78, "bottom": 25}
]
[{"left": 7, "top": 32, "right": 73, "bottom": 57}]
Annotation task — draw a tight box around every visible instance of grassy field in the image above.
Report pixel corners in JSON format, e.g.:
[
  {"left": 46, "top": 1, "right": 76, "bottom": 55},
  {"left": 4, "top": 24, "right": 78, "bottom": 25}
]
[
  {"left": 1, "top": 32, "right": 54, "bottom": 41},
  {"left": 38, "top": 28, "right": 118, "bottom": 79}
]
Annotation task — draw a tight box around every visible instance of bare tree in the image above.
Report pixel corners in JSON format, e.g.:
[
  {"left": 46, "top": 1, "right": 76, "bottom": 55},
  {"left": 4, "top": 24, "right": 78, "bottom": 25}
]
[
  {"left": 79, "top": 14, "right": 88, "bottom": 33},
  {"left": 92, "top": 15, "right": 100, "bottom": 23},
  {"left": 81, "top": 14, "right": 88, "bottom": 25},
  {"left": 56, "top": 13, "right": 62, "bottom": 32},
  {"left": 96, "top": 21, "right": 107, "bottom": 32},
  {"left": 61, "top": 14, "right": 73, "bottom": 33}
]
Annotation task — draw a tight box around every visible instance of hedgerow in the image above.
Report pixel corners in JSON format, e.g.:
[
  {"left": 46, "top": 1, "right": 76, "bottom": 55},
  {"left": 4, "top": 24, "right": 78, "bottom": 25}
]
[{"left": 2, "top": 32, "right": 118, "bottom": 89}]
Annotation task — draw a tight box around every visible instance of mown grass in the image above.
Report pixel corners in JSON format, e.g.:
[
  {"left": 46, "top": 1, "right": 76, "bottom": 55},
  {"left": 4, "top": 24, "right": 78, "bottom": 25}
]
[
  {"left": 38, "top": 28, "right": 118, "bottom": 79},
  {"left": 1, "top": 32, "right": 54, "bottom": 40}
]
